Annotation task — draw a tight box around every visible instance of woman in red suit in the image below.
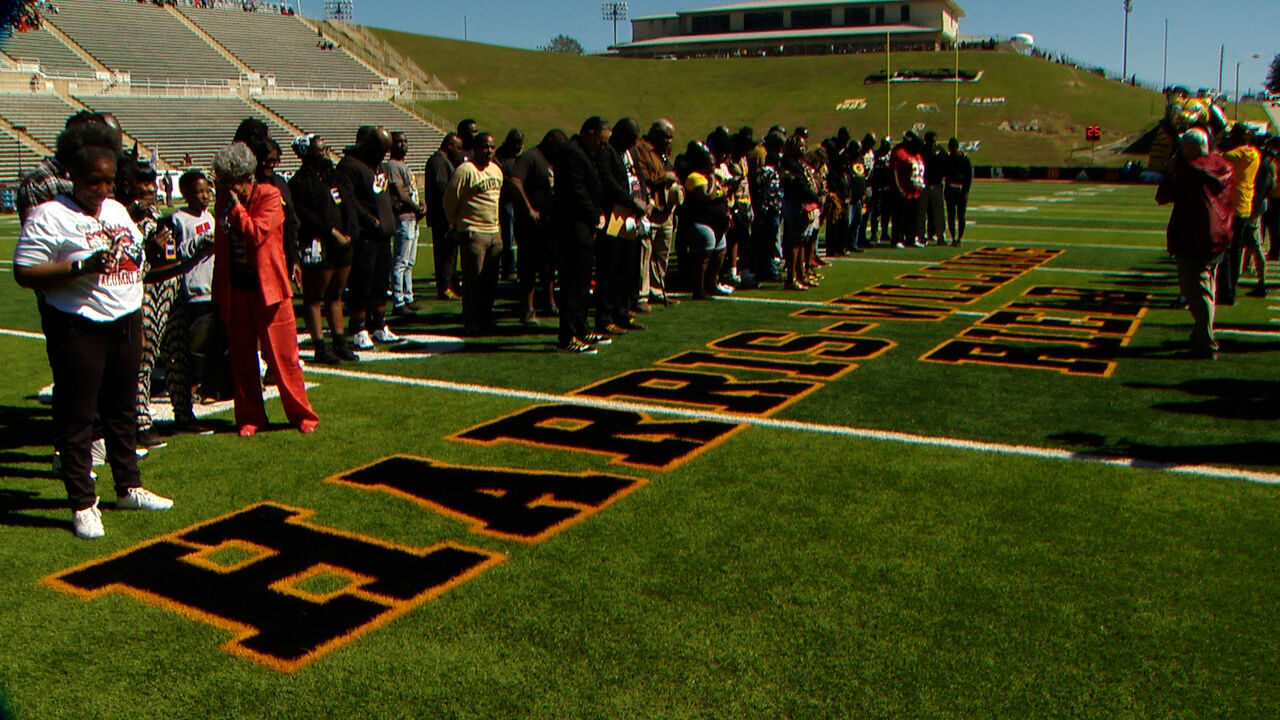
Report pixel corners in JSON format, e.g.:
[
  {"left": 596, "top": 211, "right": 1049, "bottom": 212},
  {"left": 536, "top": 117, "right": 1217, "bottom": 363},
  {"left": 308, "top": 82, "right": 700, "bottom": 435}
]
[{"left": 212, "top": 141, "right": 319, "bottom": 436}]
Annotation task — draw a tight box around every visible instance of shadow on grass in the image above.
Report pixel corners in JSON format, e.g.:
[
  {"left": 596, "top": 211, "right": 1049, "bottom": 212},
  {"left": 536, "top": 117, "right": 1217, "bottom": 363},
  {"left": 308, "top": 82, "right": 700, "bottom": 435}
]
[
  {"left": 1123, "top": 379, "right": 1280, "bottom": 421},
  {"left": 1047, "top": 431, "right": 1280, "bottom": 469},
  {"left": 0, "top": 489, "right": 69, "bottom": 530}
]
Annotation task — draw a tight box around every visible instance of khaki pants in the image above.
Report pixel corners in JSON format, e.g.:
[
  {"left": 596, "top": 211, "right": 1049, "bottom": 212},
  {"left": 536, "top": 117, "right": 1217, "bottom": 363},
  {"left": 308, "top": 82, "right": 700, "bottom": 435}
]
[{"left": 1177, "top": 252, "right": 1222, "bottom": 352}]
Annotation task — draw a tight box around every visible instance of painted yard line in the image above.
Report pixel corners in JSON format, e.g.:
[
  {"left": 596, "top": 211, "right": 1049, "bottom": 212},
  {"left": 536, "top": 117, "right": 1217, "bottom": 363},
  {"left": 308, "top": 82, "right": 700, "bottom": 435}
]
[
  {"left": 717, "top": 295, "right": 834, "bottom": 307},
  {"left": 966, "top": 237, "right": 1160, "bottom": 250},
  {"left": 1219, "top": 328, "right": 1280, "bottom": 338},
  {"left": 0, "top": 328, "right": 45, "bottom": 340},
  {"left": 828, "top": 256, "right": 1172, "bottom": 277},
  {"left": 971, "top": 223, "right": 1166, "bottom": 236},
  {"left": 300, "top": 364, "right": 1280, "bottom": 486}
]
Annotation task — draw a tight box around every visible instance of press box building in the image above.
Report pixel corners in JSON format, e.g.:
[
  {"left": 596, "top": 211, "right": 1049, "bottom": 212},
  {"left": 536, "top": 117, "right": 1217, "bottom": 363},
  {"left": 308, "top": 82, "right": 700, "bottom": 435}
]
[{"left": 611, "top": 0, "right": 965, "bottom": 58}]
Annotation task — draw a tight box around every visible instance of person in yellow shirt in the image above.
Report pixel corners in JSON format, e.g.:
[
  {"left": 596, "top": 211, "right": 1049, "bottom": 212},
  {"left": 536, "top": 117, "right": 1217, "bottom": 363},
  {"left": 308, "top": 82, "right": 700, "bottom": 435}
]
[
  {"left": 444, "top": 132, "right": 505, "bottom": 333},
  {"left": 1216, "top": 125, "right": 1262, "bottom": 303}
]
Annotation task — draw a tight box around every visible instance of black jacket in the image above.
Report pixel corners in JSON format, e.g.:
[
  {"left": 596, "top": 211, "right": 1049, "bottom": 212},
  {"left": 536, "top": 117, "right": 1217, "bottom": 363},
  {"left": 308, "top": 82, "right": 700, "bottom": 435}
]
[
  {"left": 595, "top": 142, "right": 646, "bottom": 217},
  {"left": 554, "top": 136, "right": 604, "bottom": 226},
  {"left": 337, "top": 149, "right": 394, "bottom": 241},
  {"left": 423, "top": 149, "right": 455, "bottom": 227},
  {"left": 289, "top": 159, "right": 357, "bottom": 246}
]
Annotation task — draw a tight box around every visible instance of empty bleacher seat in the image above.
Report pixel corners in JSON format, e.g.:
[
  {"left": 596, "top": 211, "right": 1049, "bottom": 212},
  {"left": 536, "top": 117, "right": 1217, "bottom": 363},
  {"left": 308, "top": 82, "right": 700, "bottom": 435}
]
[
  {"left": 75, "top": 95, "right": 297, "bottom": 172},
  {"left": 47, "top": 0, "right": 240, "bottom": 84},
  {"left": 258, "top": 98, "right": 444, "bottom": 173},
  {"left": 179, "top": 5, "right": 383, "bottom": 89},
  {"left": 0, "top": 93, "right": 84, "bottom": 151},
  {"left": 0, "top": 27, "right": 97, "bottom": 77}
]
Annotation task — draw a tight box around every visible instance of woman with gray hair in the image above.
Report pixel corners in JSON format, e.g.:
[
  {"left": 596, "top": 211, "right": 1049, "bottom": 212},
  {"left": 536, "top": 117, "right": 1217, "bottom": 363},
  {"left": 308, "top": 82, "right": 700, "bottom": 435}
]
[{"left": 212, "top": 141, "right": 319, "bottom": 436}]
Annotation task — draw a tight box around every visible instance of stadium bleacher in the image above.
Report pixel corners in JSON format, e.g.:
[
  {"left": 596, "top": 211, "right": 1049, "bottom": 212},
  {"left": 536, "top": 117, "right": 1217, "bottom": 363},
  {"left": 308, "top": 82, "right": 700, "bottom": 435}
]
[
  {"left": 0, "top": 1, "right": 449, "bottom": 186},
  {"left": 178, "top": 4, "right": 384, "bottom": 89},
  {"left": 0, "top": 27, "right": 97, "bottom": 77},
  {"left": 45, "top": 0, "right": 241, "bottom": 84},
  {"left": 259, "top": 98, "right": 445, "bottom": 172},
  {"left": 0, "top": 93, "right": 83, "bottom": 151},
  {"left": 75, "top": 95, "right": 298, "bottom": 172},
  {"left": 0, "top": 132, "right": 38, "bottom": 187}
]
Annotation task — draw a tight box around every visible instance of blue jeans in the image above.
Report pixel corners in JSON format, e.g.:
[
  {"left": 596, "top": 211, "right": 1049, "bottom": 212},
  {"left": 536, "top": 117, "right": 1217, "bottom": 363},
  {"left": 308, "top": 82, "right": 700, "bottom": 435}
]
[{"left": 391, "top": 215, "right": 419, "bottom": 307}]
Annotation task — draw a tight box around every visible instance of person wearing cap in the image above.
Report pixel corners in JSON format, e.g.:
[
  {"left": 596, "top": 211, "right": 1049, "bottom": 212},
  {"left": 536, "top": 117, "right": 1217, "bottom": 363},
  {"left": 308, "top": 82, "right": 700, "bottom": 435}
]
[
  {"left": 289, "top": 133, "right": 359, "bottom": 363},
  {"left": 553, "top": 117, "right": 609, "bottom": 354},
  {"left": 1216, "top": 124, "right": 1263, "bottom": 303},
  {"left": 1156, "top": 127, "right": 1233, "bottom": 359}
]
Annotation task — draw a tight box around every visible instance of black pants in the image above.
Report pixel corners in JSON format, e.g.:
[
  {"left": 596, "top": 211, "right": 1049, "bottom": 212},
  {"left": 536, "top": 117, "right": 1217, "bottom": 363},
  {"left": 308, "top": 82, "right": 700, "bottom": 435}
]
[
  {"left": 557, "top": 221, "right": 595, "bottom": 346},
  {"left": 431, "top": 220, "right": 458, "bottom": 297},
  {"left": 347, "top": 235, "right": 392, "bottom": 329},
  {"left": 874, "top": 187, "right": 896, "bottom": 241},
  {"left": 945, "top": 188, "right": 969, "bottom": 242},
  {"left": 594, "top": 233, "right": 627, "bottom": 330},
  {"left": 893, "top": 195, "right": 923, "bottom": 245},
  {"left": 1216, "top": 220, "right": 1252, "bottom": 304},
  {"left": 517, "top": 217, "right": 556, "bottom": 301},
  {"left": 41, "top": 306, "right": 143, "bottom": 510}
]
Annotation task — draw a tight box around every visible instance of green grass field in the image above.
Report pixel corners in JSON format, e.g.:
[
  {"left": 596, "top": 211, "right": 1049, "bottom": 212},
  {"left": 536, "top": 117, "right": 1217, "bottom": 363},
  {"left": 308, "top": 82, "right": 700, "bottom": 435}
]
[
  {"left": 2, "top": 180, "right": 1279, "bottom": 719},
  {"left": 381, "top": 31, "right": 1173, "bottom": 167}
]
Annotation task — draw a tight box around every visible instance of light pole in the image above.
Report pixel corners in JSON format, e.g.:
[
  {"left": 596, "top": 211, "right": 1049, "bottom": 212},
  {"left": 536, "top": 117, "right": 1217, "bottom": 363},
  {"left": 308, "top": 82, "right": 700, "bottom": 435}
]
[
  {"left": 1161, "top": 18, "right": 1167, "bottom": 90},
  {"left": 1234, "top": 53, "right": 1261, "bottom": 122},
  {"left": 1121, "top": 0, "right": 1132, "bottom": 81},
  {"left": 601, "top": 2, "right": 628, "bottom": 47}
]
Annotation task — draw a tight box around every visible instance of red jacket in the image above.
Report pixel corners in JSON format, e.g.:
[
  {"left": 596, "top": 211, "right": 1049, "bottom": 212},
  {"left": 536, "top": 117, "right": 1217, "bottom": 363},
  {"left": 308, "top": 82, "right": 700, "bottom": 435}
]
[
  {"left": 213, "top": 182, "right": 290, "bottom": 314},
  {"left": 890, "top": 146, "right": 924, "bottom": 200},
  {"left": 1156, "top": 152, "right": 1233, "bottom": 257}
]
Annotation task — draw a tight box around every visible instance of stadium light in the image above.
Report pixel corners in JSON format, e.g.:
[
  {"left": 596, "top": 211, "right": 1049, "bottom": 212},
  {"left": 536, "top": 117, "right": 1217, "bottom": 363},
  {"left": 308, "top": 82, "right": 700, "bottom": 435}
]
[
  {"left": 1121, "top": 0, "right": 1132, "bottom": 81},
  {"left": 1234, "top": 53, "right": 1262, "bottom": 122},
  {"left": 602, "top": 1, "right": 628, "bottom": 47}
]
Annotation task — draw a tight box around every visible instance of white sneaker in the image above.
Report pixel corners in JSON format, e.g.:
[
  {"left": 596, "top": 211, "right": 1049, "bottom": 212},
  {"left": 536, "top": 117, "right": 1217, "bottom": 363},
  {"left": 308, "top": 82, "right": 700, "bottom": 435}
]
[
  {"left": 117, "top": 487, "right": 173, "bottom": 511},
  {"left": 716, "top": 283, "right": 736, "bottom": 295},
  {"left": 353, "top": 329, "right": 374, "bottom": 350},
  {"left": 372, "top": 325, "right": 401, "bottom": 343},
  {"left": 72, "top": 498, "right": 104, "bottom": 539},
  {"left": 91, "top": 438, "right": 106, "bottom": 466}
]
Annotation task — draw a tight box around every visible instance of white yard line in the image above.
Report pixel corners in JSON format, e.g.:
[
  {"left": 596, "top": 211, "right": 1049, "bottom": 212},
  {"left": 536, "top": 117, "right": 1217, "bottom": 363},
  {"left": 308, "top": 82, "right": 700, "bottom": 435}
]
[
  {"left": 970, "top": 223, "right": 1165, "bottom": 236},
  {"left": 298, "top": 364, "right": 1280, "bottom": 487}
]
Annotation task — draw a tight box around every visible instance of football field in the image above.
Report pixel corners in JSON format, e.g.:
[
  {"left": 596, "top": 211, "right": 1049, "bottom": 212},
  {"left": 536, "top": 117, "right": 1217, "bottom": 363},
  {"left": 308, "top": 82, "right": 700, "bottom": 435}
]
[{"left": 1, "top": 180, "right": 1278, "bottom": 719}]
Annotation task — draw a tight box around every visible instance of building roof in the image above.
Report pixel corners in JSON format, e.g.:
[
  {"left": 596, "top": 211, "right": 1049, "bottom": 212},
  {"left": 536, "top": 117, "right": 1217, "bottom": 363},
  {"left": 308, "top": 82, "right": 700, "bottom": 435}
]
[
  {"left": 634, "top": 0, "right": 965, "bottom": 21},
  {"left": 614, "top": 23, "right": 937, "bottom": 50}
]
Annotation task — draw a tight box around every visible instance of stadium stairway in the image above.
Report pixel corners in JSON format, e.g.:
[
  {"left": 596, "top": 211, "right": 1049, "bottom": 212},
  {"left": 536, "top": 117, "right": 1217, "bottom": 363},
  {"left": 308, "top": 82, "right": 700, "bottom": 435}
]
[{"left": 163, "top": 5, "right": 256, "bottom": 80}]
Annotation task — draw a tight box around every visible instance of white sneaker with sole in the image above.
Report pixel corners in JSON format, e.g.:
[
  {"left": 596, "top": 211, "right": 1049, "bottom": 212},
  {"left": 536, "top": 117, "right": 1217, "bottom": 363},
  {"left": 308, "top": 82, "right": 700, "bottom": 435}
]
[
  {"left": 353, "top": 329, "right": 374, "bottom": 350},
  {"left": 372, "top": 326, "right": 401, "bottom": 343},
  {"left": 117, "top": 487, "right": 174, "bottom": 511},
  {"left": 73, "top": 498, "right": 104, "bottom": 539}
]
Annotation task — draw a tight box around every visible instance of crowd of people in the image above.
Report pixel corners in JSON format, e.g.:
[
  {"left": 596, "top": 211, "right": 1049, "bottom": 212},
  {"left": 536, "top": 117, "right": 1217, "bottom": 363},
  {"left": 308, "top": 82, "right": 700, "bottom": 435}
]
[
  {"left": 10, "top": 108, "right": 979, "bottom": 537},
  {"left": 1157, "top": 122, "right": 1280, "bottom": 360},
  {"left": 16, "top": 102, "right": 1278, "bottom": 539}
]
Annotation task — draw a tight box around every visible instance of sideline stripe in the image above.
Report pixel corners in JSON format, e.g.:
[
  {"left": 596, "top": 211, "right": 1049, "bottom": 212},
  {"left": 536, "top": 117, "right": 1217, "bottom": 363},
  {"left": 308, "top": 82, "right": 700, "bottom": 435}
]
[
  {"left": 971, "top": 223, "right": 1165, "bottom": 237},
  {"left": 0, "top": 328, "right": 45, "bottom": 340},
  {"left": 828, "top": 255, "right": 1173, "bottom": 277},
  {"left": 300, "top": 364, "right": 1280, "bottom": 487}
]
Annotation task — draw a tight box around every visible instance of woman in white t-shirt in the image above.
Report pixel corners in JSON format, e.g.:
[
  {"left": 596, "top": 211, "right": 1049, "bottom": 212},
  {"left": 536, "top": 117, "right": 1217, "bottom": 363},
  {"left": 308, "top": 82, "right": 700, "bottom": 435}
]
[{"left": 14, "top": 130, "right": 174, "bottom": 540}]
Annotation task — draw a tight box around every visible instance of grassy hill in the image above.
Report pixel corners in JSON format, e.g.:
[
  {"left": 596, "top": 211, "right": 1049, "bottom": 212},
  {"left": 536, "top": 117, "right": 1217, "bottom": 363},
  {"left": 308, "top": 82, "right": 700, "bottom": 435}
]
[{"left": 375, "top": 29, "right": 1169, "bottom": 167}]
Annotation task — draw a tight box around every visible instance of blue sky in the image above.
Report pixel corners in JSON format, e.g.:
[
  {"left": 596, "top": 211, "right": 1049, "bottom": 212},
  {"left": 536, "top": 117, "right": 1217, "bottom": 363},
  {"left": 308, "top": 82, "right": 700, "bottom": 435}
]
[{"left": 330, "top": 0, "right": 1276, "bottom": 96}]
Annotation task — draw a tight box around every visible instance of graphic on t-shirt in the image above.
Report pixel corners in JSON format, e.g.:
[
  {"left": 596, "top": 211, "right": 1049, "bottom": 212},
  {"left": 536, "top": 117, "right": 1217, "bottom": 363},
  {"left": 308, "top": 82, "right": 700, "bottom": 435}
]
[
  {"left": 373, "top": 171, "right": 388, "bottom": 194},
  {"left": 92, "top": 224, "right": 143, "bottom": 286}
]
